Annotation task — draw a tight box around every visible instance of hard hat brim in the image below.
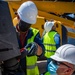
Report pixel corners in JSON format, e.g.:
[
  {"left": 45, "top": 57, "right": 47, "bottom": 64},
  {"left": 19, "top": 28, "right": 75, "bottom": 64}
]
[
  {"left": 50, "top": 44, "right": 75, "bottom": 65},
  {"left": 51, "top": 55, "right": 70, "bottom": 63}
]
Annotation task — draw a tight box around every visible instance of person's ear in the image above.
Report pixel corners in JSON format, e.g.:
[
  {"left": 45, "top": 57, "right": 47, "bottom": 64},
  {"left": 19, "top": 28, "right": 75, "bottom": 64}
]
[
  {"left": 17, "top": 15, "right": 20, "bottom": 20},
  {"left": 67, "top": 68, "right": 71, "bottom": 72},
  {"left": 65, "top": 68, "right": 72, "bottom": 74},
  {"left": 52, "top": 25, "right": 56, "bottom": 30}
]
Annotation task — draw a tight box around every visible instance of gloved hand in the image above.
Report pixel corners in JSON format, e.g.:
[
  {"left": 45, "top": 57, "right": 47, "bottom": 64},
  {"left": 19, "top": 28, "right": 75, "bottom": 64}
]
[
  {"left": 25, "top": 42, "right": 38, "bottom": 56},
  {"left": 19, "top": 42, "right": 38, "bottom": 59},
  {"left": 20, "top": 48, "right": 27, "bottom": 59}
]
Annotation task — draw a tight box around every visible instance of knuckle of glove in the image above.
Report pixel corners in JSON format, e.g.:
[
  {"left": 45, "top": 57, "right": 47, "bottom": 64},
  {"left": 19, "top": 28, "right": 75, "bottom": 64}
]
[{"left": 27, "top": 42, "right": 38, "bottom": 56}]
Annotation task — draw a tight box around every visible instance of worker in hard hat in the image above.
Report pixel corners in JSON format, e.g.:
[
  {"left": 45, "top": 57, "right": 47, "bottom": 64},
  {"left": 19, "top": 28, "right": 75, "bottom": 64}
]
[
  {"left": 42, "top": 19, "right": 54, "bottom": 37},
  {"left": 14, "top": 1, "right": 44, "bottom": 75},
  {"left": 48, "top": 44, "right": 75, "bottom": 75},
  {"left": 42, "top": 20, "right": 60, "bottom": 74}
]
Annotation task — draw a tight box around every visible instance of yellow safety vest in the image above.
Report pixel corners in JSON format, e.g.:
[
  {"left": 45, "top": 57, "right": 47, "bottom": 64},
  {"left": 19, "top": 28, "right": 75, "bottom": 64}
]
[
  {"left": 44, "top": 71, "right": 50, "bottom": 75},
  {"left": 43, "top": 31, "right": 57, "bottom": 58},
  {"left": 26, "top": 27, "right": 39, "bottom": 75}
]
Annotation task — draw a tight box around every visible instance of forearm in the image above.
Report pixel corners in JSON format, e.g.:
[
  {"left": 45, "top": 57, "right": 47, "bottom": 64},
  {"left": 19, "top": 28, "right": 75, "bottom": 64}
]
[{"left": 36, "top": 44, "right": 43, "bottom": 56}]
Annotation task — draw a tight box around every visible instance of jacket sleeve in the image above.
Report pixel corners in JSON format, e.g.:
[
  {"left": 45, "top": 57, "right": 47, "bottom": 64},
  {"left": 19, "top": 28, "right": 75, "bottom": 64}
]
[
  {"left": 54, "top": 33, "right": 60, "bottom": 49},
  {"left": 34, "top": 32, "right": 45, "bottom": 56}
]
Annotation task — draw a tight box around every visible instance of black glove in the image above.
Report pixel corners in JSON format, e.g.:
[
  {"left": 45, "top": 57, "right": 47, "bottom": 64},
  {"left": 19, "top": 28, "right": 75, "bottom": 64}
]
[{"left": 25, "top": 42, "right": 38, "bottom": 56}]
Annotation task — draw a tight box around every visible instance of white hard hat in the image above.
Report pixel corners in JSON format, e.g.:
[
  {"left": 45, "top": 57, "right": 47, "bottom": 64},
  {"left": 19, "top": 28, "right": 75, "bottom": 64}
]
[
  {"left": 51, "top": 44, "right": 75, "bottom": 65},
  {"left": 17, "top": 1, "right": 38, "bottom": 24},
  {"left": 44, "top": 21, "right": 54, "bottom": 32}
]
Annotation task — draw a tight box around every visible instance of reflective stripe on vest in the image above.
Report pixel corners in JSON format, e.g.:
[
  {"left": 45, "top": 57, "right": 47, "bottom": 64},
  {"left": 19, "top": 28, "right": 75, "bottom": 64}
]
[
  {"left": 26, "top": 27, "right": 39, "bottom": 68},
  {"left": 43, "top": 31, "right": 57, "bottom": 58},
  {"left": 27, "top": 63, "right": 37, "bottom": 69},
  {"left": 45, "top": 50, "right": 56, "bottom": 52},
  {"left": 44, "top": 43, "right": 56, "bottom": 46}
]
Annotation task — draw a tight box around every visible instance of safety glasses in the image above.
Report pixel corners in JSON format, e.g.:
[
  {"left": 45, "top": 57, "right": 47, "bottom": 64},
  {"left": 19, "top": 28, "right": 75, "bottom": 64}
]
[{"left": 52, "top": 60, "right": 73, "bottom": 69}]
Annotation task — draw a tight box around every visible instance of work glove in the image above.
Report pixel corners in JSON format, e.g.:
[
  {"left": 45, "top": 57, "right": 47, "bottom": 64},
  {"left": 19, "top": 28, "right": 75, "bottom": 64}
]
[
  {"left": 20, "top": 42, "right": 38, "bottom": 59},
  {"left": 20, "top": 48, "right": 27, "bottom": 59},
  {"left": 25, "top": 42, "right": 38, "bottom": 56}
]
